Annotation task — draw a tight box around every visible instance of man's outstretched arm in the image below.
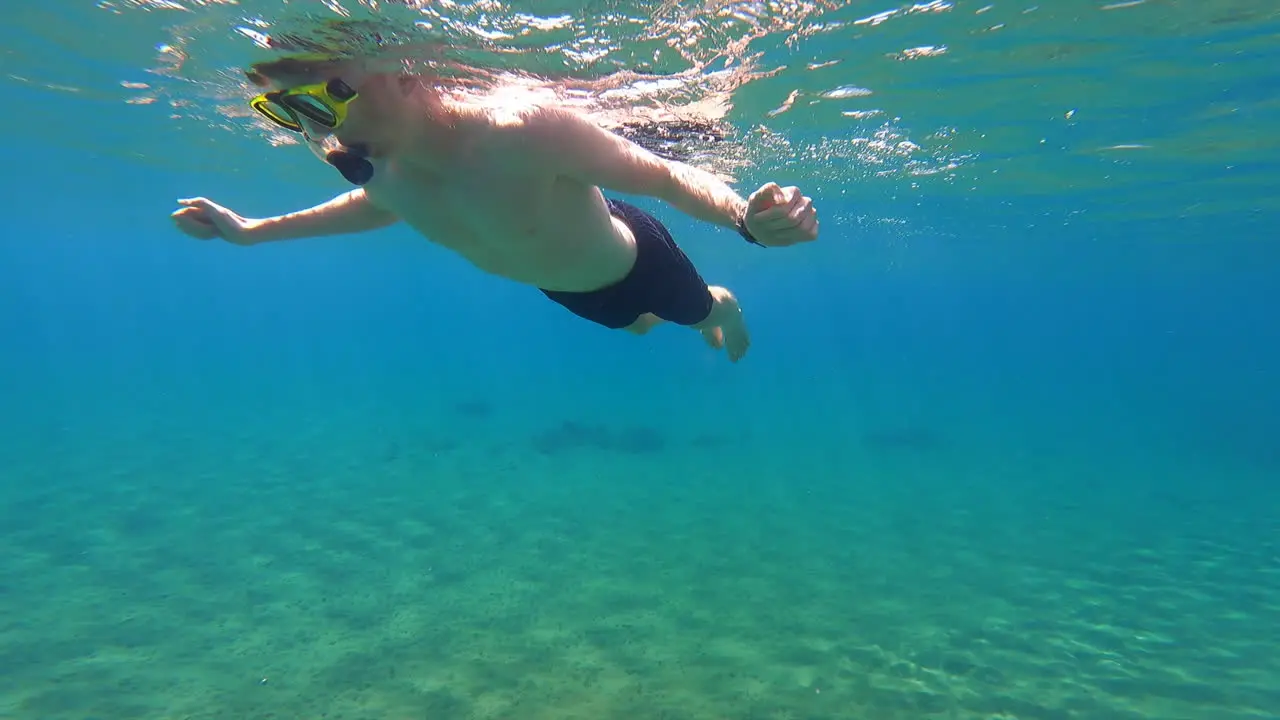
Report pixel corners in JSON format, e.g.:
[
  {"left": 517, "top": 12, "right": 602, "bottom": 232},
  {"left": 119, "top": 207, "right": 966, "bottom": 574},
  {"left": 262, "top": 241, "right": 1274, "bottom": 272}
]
[
  {"left": 525, "top": 108, "right": 818, "bottom": 247},
  {"left": 172, "top": 189, "right": 400, "bottom": 245}
]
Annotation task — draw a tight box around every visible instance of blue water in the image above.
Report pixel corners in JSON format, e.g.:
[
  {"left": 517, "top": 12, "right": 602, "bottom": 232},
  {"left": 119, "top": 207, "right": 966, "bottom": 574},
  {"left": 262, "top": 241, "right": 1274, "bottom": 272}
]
[{"left": 3, "top": 7, "right": 1280, "bottom": 719}]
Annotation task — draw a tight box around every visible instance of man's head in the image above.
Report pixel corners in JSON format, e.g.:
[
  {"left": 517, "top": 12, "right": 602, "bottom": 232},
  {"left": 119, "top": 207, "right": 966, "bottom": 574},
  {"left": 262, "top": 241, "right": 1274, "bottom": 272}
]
[{"left": 246, "top": 54, "right": 422, "bottom": 149}]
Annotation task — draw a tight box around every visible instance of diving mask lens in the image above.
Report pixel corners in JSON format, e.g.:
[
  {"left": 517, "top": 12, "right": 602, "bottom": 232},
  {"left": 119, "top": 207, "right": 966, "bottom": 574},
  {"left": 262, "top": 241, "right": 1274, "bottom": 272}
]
[
  {"left": 252, "top": 94, "right": 304, "bottom": 131},
  {"left": 287, "top": 94, "right": 339, "bottom": 127}
]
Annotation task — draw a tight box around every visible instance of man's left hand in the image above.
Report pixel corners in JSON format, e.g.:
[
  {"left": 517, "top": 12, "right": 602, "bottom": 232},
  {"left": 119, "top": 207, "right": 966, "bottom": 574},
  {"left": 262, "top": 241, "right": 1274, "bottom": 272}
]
[{"left": 743, "top": 183, "right": 819, "bottom": 247}]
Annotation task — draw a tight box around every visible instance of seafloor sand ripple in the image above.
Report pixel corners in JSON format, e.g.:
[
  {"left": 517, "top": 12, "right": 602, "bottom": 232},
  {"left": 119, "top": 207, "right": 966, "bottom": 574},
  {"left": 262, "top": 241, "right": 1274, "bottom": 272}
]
[{"left": 1, "top": 421, "right": 1277, "bottom": 719}]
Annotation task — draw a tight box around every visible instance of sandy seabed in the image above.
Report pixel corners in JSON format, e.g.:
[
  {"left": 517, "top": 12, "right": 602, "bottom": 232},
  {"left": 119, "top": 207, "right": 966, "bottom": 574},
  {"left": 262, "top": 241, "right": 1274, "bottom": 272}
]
[{"left": 1, "top": 410, "right": 1277, "bottom": 720}]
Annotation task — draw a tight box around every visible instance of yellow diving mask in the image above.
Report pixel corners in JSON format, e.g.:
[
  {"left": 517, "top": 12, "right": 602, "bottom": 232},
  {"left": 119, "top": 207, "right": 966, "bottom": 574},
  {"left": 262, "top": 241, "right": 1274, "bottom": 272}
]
[
  {"left": 250, "top": 78, "right": 359, "bottom": 133},
  {"left": 250, "top": 78, "right": 374, "bottom": 186}
]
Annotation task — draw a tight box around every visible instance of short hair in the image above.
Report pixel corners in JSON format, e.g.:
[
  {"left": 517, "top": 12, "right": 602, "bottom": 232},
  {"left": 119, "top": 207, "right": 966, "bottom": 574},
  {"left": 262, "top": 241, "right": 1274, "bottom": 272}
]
[{"left": 244, "top": 54, "right": 348, "bottom": 88}]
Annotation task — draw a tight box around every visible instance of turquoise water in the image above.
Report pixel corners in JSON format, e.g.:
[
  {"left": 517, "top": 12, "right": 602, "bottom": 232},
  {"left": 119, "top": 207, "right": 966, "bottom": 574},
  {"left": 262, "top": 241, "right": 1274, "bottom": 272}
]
[{"left": 2, "top": 2, "right": 1279, "bottom": 719}]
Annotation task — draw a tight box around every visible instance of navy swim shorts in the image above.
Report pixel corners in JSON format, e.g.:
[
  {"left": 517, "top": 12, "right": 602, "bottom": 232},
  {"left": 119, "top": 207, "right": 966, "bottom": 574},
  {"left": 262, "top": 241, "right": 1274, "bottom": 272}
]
[{"left": 541, "top": 199, "right": 714, "bottom": 329}]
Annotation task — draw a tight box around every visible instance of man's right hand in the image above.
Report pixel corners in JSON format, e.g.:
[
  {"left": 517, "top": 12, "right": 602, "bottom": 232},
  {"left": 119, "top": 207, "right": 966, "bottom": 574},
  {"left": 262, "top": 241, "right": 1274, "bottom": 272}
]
[{"left": 171, "top": 197, "right": 256, "bottom": 245}]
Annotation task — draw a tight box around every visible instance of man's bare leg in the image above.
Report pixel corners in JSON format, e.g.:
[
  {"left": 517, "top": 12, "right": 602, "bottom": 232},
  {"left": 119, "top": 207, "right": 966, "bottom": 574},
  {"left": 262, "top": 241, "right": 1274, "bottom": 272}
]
[
  {"left": 628, "top": 313, "right": 723, "bottom": 349},
  {"left": 624, "top": 313, "right": 663, "bottom": 335},
  {"left": 694, "top": 286, "right": 750, "bottom": 362},
  {"left": 623, "top": 286, "right": 749, "bottom": 361}
]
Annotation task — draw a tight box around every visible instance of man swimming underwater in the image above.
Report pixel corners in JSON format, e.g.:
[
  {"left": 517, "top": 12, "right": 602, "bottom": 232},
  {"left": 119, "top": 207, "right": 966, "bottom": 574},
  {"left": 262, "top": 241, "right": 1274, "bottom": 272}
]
[{"left": 170, "top": 56, "right": 819, "bottom": 362}]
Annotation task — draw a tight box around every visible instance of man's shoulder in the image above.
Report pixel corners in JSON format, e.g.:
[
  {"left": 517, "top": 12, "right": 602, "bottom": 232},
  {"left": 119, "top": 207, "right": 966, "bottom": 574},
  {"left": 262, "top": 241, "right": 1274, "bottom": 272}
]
[
  {"left": 460, "top": 102, "right": 588, "bottom": 160},
  {"left": 476, "top": 102, "right": 584, "bottom": 135}
]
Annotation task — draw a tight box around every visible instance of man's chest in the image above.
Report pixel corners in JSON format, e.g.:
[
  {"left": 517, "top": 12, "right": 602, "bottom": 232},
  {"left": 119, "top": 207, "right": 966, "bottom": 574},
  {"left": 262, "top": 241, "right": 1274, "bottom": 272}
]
[{"left": 366, "top": 155, "right": 555, "bottom": 239}]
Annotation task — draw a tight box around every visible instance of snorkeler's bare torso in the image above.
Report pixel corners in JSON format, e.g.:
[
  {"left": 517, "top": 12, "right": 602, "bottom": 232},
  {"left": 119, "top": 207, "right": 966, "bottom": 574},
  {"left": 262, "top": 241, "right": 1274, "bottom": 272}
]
[{"left": 359, "top": 106, "right": 640, "bottom": 293}]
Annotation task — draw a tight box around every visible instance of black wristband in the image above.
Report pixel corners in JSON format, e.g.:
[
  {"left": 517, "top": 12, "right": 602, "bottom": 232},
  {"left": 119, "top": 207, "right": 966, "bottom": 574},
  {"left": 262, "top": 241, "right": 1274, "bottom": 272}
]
[{"left": 735, "top": 213, "right": 766, "bottom": 247}]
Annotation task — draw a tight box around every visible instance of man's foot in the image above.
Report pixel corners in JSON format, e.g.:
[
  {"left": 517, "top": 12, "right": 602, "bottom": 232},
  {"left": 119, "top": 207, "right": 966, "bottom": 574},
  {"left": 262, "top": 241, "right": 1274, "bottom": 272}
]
[
  {"left": 718, "top": 310, "right": 751, "bottom": 362},
  {"left": 698, "top": 286, "right": 751, "bottom": 362},
  {"left": 700, "top": 326, "right": 725, "bottom": 350}
]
